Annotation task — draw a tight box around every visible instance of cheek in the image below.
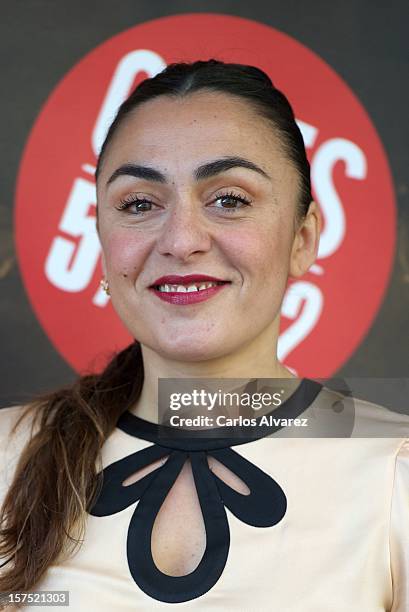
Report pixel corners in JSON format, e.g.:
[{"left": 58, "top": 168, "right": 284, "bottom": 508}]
[
  {"left": 103, "top": 229, "right": 150, "bottom": 277},
  {"left": 220, "top": 224, "right": 292, "bottom": 284}
]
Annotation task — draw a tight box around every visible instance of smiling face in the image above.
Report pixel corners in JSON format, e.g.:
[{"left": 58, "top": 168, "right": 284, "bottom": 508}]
[{"left": 96, "top": 90, "right": 318, "bottom": 362}]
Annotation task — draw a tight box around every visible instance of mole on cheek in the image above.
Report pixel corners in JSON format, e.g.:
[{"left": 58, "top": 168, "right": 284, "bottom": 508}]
[{"left": 123, "top": 273, "right": 128, "bottom": 278}]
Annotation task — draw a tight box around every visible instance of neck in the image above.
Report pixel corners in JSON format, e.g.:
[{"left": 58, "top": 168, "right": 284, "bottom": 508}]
[{"left": 129, "top": 320, "right": 296, "bottom": 423}]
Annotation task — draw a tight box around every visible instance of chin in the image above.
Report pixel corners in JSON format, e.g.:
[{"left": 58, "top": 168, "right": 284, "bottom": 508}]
[{"left": 153, "top": 335, "right": 230, "bottom": 363}]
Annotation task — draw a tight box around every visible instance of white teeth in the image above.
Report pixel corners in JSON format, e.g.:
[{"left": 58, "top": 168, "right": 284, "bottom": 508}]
[{"left": 156, "top": 281, "right": 219, "bottom": 293}]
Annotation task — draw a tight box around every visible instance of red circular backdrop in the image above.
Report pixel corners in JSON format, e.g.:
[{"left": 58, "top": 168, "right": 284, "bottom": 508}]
[{"left": 14, "top": 13, "right": 396, "bottom": 376}]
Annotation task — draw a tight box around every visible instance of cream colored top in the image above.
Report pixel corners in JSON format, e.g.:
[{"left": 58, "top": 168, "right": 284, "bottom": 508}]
[{"left": 0, "top": 383, "right": 409, "bottom": 611}]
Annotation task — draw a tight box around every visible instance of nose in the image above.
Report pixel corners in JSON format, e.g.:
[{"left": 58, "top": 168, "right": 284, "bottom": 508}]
[{"left": 155, "top": 200, "right": 212, "bottom": 261}]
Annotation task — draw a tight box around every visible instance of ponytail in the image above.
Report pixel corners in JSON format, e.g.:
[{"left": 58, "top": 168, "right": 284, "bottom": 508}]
[{"left": 0, "top": 341, "right": 143, "bottom": 597}]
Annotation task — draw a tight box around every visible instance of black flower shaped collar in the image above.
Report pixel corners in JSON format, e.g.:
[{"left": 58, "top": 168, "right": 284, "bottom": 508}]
[{"left": 89, "top": 378, "right": 322, "bottom": 603}]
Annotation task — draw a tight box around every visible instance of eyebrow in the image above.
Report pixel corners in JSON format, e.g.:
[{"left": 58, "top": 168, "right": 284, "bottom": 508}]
[{"left": 106, "top": 156, "right": 271, "bottom": 186}]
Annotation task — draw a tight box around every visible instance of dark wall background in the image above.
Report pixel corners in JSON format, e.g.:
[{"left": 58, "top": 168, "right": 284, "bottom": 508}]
[{"left": 1, "top": 0, "right": 408, "bottom": 408}]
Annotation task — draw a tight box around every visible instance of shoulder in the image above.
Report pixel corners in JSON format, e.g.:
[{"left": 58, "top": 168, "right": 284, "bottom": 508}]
[
  {"left": 0, "top": 404, "right": 37, "bottom": 497},
  {"left": 350, "top": 393, "right": 409, "bottom": 439},
  {"left": 313, "top": 385, "right": 409, "bottom": 441},
  {"left": 0, "top": 404, "right": 34, "bottom": 445},
  {"left": 0, "top": 402, "right": 30, "bottom": 423}
]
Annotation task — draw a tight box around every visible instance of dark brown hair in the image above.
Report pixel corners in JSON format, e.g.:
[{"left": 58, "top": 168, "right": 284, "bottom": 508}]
[
  {"left": 0, "top": 341, "right": 144, "bottom": 597},
  {"left": 0, "top": 59, "right": 311, "bottom": 597},
  {"left": 95, "top": 58, "right": 312, "bottom": 218}
]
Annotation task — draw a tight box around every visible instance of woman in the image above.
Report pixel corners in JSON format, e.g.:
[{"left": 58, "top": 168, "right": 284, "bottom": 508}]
[{"left": 0, "top": 60, "right": 408, "bottom": 611}]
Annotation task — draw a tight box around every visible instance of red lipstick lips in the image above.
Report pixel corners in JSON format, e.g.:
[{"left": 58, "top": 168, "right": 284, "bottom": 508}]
[
  {"left": 149, "top": 274, "right": 230, "bottom": 305},
  {"left": 150, "top": 274, "right": 227, "bottom": 286}
]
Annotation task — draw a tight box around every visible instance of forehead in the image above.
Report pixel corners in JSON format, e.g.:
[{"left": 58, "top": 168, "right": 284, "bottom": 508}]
[{"left": 98, "top": 91, "right": 287, "bottom": 180}]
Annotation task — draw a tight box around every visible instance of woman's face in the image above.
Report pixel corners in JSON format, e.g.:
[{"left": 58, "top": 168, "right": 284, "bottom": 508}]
[{"left": 97, "top": 91, "right": 313, "bottom": 361}]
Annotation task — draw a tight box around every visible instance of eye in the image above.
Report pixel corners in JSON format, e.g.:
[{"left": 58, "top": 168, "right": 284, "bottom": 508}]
[
  {"left": 115, "top": 195, "right": 157, "bottom": 215},
  {"left": 209, "top": 191, "right": 252, "bottom": 213},
  {"left": 114, "top": 190, "right": 252, "bottom": 216}
]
